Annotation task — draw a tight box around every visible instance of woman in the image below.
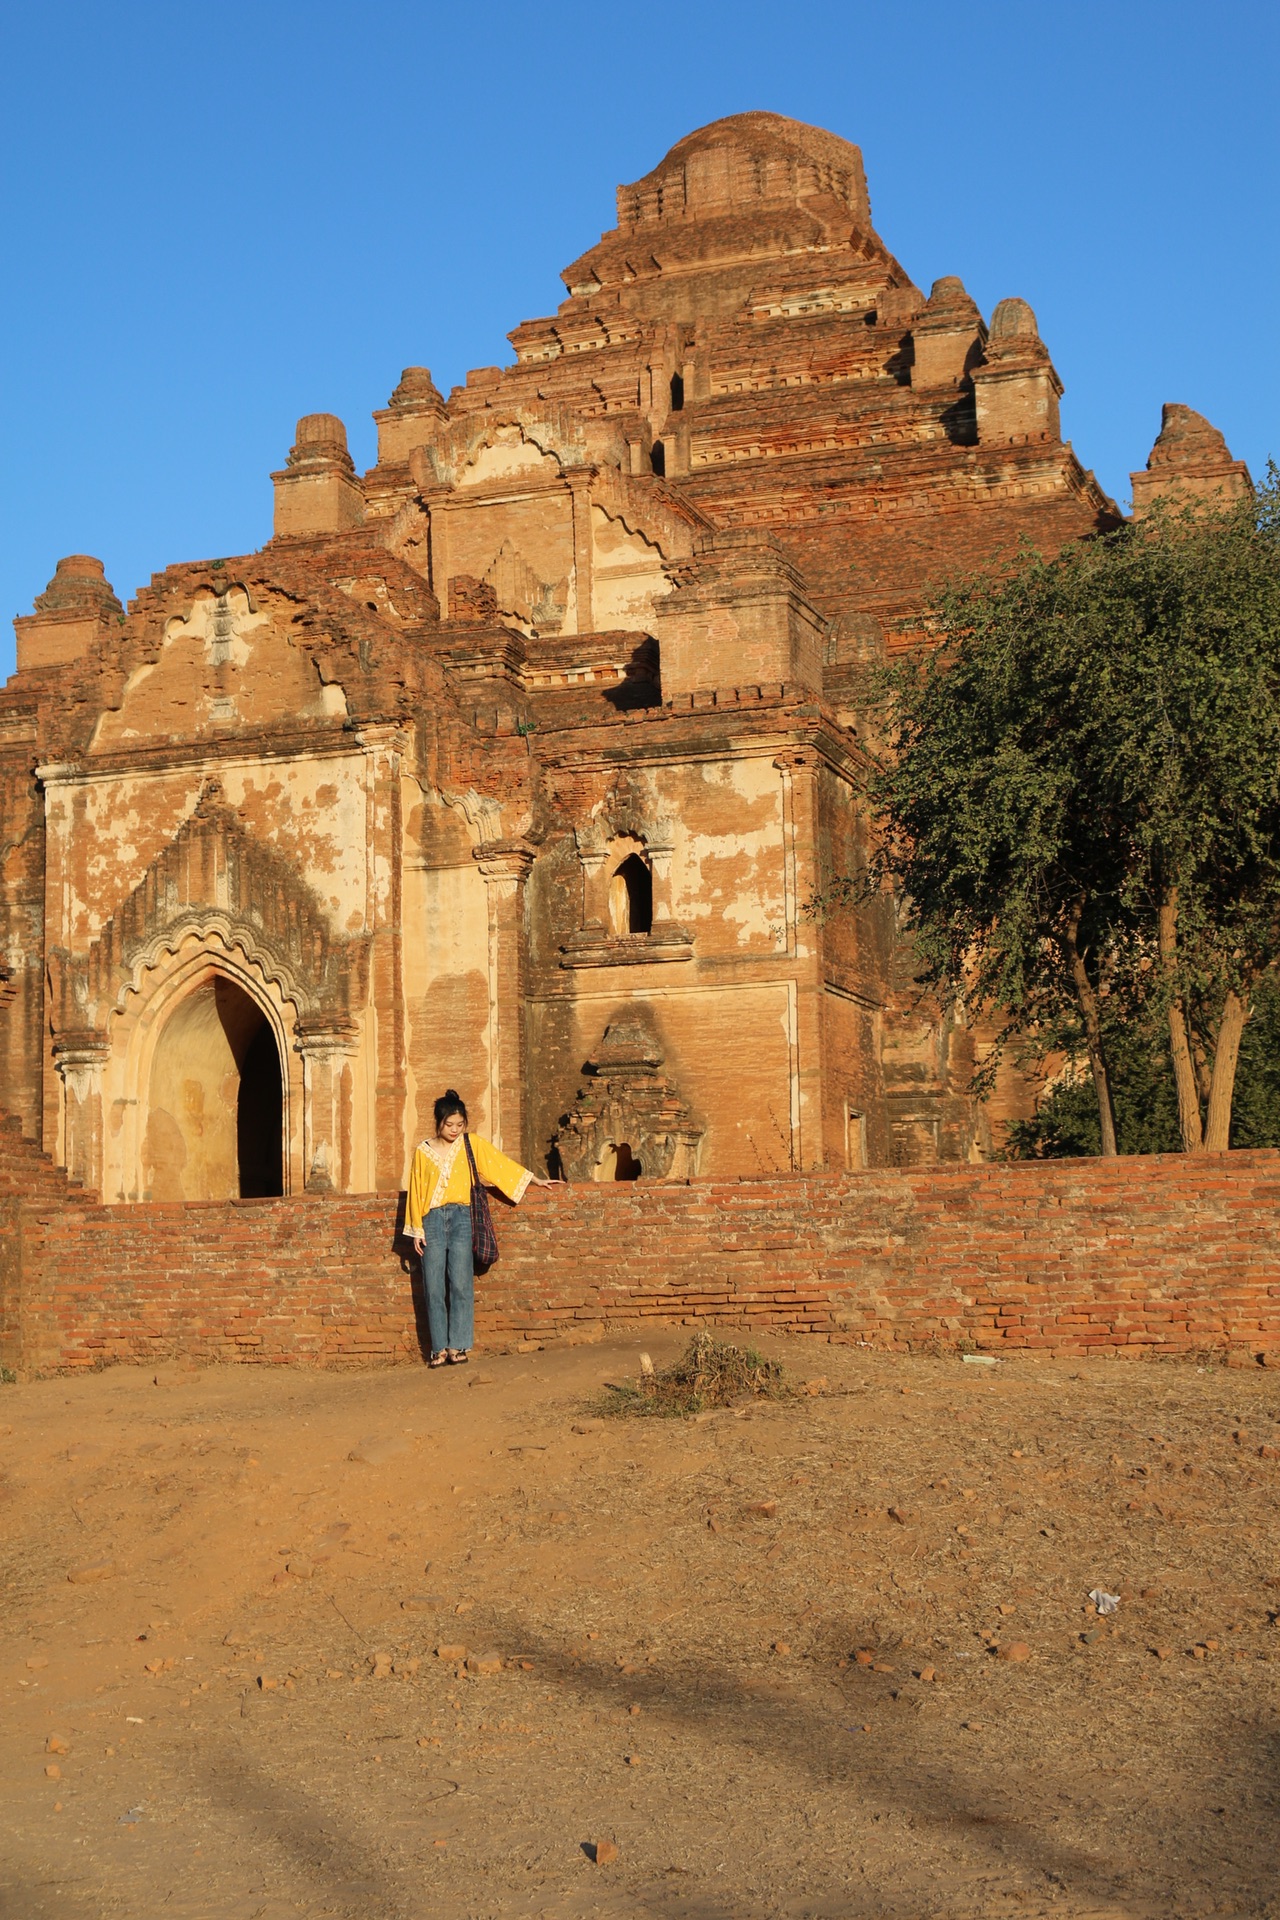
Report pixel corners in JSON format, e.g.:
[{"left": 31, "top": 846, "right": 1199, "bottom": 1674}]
[{"left": 406, "top": 1090, "right": 556, "bottom": 1367}]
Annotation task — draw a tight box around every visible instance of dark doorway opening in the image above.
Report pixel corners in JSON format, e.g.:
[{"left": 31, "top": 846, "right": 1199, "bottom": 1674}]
[
  {"left": 669, "top": 371, "right": 685, "bottom": 412},
  {"left": 597, "top": 1141, "right": 642, "bottom": 1181},
  {"left": 237, "top": 1015, "right": 284, "bottom": 1197},
  {"left": 611, "top": 854, "right": 654, "bottom": 936},
  {"left": 650, "top": 439, "right": 666, "bottom": 477}
]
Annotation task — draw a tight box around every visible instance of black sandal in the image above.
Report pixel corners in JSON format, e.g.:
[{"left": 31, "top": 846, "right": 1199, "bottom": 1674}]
[
  {"left": 428, "top": 1351, "right": 448, "bottom": 1369},
  {"left": 448, "top": 1349, "right": 470, "bottom": 1365}
]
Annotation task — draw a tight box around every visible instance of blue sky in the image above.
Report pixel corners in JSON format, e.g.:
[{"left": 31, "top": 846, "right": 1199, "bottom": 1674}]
[{"left": 2, "top": 0, "right": 1276, "bottom": 678}]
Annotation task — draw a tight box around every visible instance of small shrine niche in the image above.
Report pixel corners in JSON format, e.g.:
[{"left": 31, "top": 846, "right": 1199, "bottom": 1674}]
[{"left": 552, "top": 1009, "right": 703, "bottom": 1183}]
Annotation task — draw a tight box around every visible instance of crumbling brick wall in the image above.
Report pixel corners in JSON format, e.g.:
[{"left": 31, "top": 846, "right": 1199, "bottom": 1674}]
[{"left": 3, "top": 1117, "right": 1278, "bottom": 1376}]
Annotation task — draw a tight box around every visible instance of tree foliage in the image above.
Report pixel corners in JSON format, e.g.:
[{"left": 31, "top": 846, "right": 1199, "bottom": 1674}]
[
  {"left": 1007, "top": 977, "right": 1280, "bottom": 1158},
  {"left": 859, "top": 472, "right": 1280, "bottom": 1154}
]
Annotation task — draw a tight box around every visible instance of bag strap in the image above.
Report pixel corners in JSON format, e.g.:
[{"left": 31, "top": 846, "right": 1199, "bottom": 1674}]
[{"left": 462, "top": 1131, "right": 480, "bottom": 1189}]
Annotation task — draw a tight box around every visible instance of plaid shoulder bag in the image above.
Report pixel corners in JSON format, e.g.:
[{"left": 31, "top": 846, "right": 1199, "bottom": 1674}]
[{"left": 463, "top": 1132, "right": 500, "bottom": 1270}]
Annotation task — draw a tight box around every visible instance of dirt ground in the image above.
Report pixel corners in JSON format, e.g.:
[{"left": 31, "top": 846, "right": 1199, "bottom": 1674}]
[{"left": 2, "top": 1334, "right": 1279, "bottom": 1920}]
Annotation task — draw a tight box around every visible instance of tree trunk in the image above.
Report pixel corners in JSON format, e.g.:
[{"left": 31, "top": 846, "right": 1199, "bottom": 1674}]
[
  {"left": 1158, "top": 892, "right": 1204, "bottom": 1152},
  {"left": 1203, "top": 989, "right": 1249, "bottom": 1151},
  {"left": 1191, "top": 1031, "right": 1213, "bottom": 1110},
  {"left": 1065, "top": 898, "right": 1118, "bottom": 1158}
]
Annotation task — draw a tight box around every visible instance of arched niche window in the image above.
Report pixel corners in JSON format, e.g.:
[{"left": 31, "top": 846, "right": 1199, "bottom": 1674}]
[
  {"left": 669, "top": 371, "right": 685, "bottom": 412},
  {"left": 650, "top": 439, "right": 666, "bottom": 477},
  {"left": 609, "top": 853, "right": 653, "bottom": 937}
]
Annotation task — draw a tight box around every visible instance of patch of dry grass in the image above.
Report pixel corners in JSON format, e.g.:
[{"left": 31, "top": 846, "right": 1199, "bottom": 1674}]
[{"left": 594, "top": 1329, "right": 792, "bottom": 1418}]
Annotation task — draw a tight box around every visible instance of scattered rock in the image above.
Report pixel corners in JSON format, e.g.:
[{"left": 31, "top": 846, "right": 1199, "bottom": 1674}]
[
  {"left": 771, "top": 1640, "right": 791, "bottom": 1656},
  {"left": 25, "top": 1655, "right": 49, "bottom": 1670},
  {"left": 67, "top": 1561, "right": 115, "bottom": 1585},
  {"left": 347, "top": 1436, "right": 410, "bottom": 1466},
  {"left": 435, "top": 1644, "right": 468, "bottom": 1662},
  {"left": 257, "top": 1674, "right": 278, "bottom": 1690},
  {"left": 854, "top": 1650, "right": 874, "bottom": 1667},
  {"left": 593, "top": 1838, "right": 620, "bottom": 1865},
  {"left": 997, "top": 1641, "right": 1030, "bottom": 1663},
  {"left": 801, "top": 1378, "right": 829, "bottom": 1396},
  {"left": 44, "top": 1763, "right": 61, "bottom": 1780},
  {"left": 286, "top": 1557, "right": 314, "bottom": 1580},
  {"left": 370, "top": 1652, "right": 393, "bottom": 1678},
  {"left": 465, "top": 1653, "right": 503, "bottom": 1675},
  {"left": 315, "top": 1521, "right": 352, "bottom": 1546},
  {"left": 401, "top": 1594, "right": 442, "bottom": 1613},
  {"left": 152, "top": 1363, "right": 197, "bottom": 1387},
  {"left": 746, "top": 1500, "right": 778, "bottom": 1517},
  {"left": 46, "top": 1734, "right": 70, "bottom": 1755}
]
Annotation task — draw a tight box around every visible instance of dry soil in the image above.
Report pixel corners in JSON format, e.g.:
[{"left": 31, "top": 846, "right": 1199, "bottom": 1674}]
[{"left": 2, "top": 1336, "right": 1278, "bottom": 1919}]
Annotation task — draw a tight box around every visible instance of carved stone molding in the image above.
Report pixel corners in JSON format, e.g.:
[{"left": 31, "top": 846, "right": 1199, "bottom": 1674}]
[
  {"left": 294, "top": 1016, "right": 361, "bottom": 1059},
  {"left": 472, "top": 839, "right": 537, "bottom": 888},
  {"left": 52, "top": 1030, "right": 112, "bottom": 1102},
  {"left": 558, "top": 920, "right": 693, "bottom": 969}
]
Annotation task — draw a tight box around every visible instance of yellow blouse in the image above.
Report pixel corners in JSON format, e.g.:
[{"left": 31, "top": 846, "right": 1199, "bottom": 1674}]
[{"left": 405, "top": 1133, "right": 532, "bottom": 1237}]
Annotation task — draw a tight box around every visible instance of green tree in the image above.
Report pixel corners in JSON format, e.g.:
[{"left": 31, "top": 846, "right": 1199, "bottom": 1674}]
[
  {"left": 1009, "top": 975, "right": 1280, "bottom": 1158},
  {"left": 859, "top": 473, "right": 1280, "bottom": 1155}
]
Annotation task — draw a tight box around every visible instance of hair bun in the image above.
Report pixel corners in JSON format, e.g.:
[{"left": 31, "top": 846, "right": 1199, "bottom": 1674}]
[{"left": 444, "top": 1087, "right": 460, "bottom": 1100}]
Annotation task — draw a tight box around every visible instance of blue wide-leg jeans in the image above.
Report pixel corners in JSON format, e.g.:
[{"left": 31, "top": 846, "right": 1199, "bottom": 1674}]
[{"left": 422, "top": 1203, "right": 475, "bottom": 1354}]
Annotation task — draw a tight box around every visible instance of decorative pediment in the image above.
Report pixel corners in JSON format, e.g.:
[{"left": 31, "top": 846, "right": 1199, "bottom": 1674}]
[
  {"left": 415, "top": 405, "right": 614, "bottom": 491},
  {"left": 552, "top": 1007, "right": 702, "bottom": 1181},
  {"left": 459, "top": 429, "right": 564, "bottom": 489},
  {"left": 87, "top": 583, "right": 346, "bottom": 753},
  {"left": 47, "top": 781, "right": 370, "bottom": 1035},
  {"left": 481, "top": 540, "right": 570, "bottom": 633}
]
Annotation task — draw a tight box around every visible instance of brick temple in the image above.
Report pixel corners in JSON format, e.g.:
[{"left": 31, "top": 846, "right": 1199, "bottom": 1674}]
[{"left": 0, "top": 113, "right": 1252, "bottom": 1206}]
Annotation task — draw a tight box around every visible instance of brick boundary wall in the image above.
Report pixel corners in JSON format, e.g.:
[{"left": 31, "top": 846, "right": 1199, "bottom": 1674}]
[{"left": 2, "top": 1134, "right": 1279, "bottom": 1377}]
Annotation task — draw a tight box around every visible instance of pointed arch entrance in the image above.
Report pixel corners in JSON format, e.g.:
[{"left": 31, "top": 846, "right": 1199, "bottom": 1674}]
[{"left": 143, "top": 974, "right": 284, "bottom": 1202}]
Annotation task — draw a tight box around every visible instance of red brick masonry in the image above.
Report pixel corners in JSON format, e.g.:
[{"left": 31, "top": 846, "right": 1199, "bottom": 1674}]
[{"left": 2, "top": 1126, "right": 1278, "bottom": 1376}]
